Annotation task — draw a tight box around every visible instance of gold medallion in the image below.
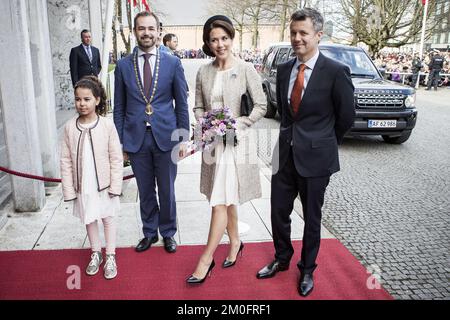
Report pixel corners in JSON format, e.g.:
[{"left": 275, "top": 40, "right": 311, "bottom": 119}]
[
  {"left": 145, "top": 103, "right": 153, "bottom": 115},
  {"left": 133, "top": 48, "right": 160, "bottom": 117}
]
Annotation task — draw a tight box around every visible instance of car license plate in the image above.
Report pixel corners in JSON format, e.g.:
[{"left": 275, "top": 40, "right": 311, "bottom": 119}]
[{"left": 368, "top": 120, "right": 397, "bottom": 128}]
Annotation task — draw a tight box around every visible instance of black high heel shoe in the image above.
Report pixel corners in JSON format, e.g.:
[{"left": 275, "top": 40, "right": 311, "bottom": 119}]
[
  {"left": 186, "top": 260, "right": 215, "bottom": 284},
  {"left": 222, "top": 242, "right": 244, "bottom": 268}
]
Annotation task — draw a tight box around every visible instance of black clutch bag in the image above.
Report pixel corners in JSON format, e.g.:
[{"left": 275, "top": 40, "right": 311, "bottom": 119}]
[{"left": 240, "top": 91, "right": 254, "bottom": 117}]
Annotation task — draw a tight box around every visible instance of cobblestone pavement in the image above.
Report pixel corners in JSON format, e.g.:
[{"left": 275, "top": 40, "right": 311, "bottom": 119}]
[{"left": 253, "top": 89, "right": 450, "bottom": 300}]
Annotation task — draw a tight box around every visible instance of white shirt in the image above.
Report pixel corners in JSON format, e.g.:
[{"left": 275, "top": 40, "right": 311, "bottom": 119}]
[
  {"left": 137, "top": 46, "right": 157, "bottom": 86},
  {"left": 288, "top": 49, "right": 320, "bottom": 104}
]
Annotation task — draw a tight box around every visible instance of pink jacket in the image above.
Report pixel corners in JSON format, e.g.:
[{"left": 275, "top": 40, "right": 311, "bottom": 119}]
[{"left": 60, "top": 116, "right": 123, "bottom": 201}]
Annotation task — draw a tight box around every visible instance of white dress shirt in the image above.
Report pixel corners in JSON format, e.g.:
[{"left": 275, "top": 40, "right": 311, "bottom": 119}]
[{"left": 288, "top": 49, "right": 320, "bottom": 104}]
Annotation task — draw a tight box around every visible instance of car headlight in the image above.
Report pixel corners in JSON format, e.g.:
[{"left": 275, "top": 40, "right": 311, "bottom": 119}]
[{"left": 404, "top": 94, "right": 415, "bottom": 108}]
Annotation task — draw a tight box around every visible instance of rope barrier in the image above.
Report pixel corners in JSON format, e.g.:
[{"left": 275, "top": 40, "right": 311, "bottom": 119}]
[
  {"left": 0, "top": 148, "right": 198, "bottom": 183},
  {"left": 0, "top": 141, "right": 199, "bottom": 183},
  {"left": 0, "top": 166, "right": 135, "bottom": 183}
]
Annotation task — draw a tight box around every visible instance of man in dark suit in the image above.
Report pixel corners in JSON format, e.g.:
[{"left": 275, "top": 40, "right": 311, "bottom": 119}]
[
  {"left": 69, "top": 29, "right": 102, "bottom": 87},
  {"left": 256, "top": 8, "right": 355, "bottom": 297},
  {"left": 113, "top": 11, "right": 189, "bottom": 254}
]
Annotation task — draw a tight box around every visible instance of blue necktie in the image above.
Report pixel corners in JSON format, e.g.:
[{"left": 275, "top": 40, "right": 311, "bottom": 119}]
[{"left": 87, "top": 46, "right": 92, "bottom": 62}]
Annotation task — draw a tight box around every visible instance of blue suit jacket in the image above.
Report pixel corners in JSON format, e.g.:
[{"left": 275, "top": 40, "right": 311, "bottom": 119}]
[{"left": 113, "top": 48, "right": 189, "bottom": 153}]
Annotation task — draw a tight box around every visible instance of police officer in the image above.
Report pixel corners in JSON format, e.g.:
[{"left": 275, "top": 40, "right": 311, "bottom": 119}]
[
  {"left": 411, "top": 53, "right": 422, "bottom": 88},
  {"left": 426, "top": 49, "right": 444, "bottom": 91}
]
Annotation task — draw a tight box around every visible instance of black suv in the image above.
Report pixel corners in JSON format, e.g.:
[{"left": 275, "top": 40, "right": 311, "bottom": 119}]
[{"left": 260, "top": 43, "right": 418, "bottom": 144}]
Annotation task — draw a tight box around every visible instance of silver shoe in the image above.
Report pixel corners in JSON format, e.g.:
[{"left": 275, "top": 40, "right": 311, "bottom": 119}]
[
  {"left": 104, "top": 254, "right": 117, "bottom": 280},
  {"left": 86, "top": 251, "right": 103, "bottom": 276}
]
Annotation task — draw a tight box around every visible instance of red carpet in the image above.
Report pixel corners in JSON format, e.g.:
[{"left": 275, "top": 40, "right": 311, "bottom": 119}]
[{"left": 0, "top": 239, "right": 392, "bottom": 300}]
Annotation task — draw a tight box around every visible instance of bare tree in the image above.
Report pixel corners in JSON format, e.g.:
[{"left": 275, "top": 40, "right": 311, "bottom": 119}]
[
  {"left": 264, "top": 0, "right": 298, "bottom": 41},
  {"left": 245, "top": 0, "right": 277, "bottom": 48},
  {"left": 206, "top": 0, "right": 252, "bottom": 51},
  {"left": 115, "top": 0, "right": 131, "bottom": 54},
  {"left": 265, "top": 0, "right": 321, "bottom": 42},
  {"left": 246, "top": 0, "right": 263, "bottom": 48},
  {"left": 112, "top": 0, "right": 118, "bottom": 61},
  {"left": 337, "top": 0, "right": 438, "bottom": 55},
  {"left": 114, "top": 0, "right": 168, "bottom": 55},
  {"left": 207, "top": 0, "right": 281, "bottom": 49},
  {"left": 206, "top": 0, "right": 326, "bottom": 49}
]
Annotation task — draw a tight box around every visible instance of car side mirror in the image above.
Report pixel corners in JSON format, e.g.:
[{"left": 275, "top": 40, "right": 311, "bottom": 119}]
[{"left": 378, "top": 68, "right": 386, "bottom": 78}]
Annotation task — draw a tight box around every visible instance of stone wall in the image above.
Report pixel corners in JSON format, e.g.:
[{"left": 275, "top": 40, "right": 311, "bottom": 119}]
[
  {"left": 47, "top": 0, "right": 107, "bottom": 110},
  {"left": 47, "top": 0, "right": 90, "bottom": 110}
]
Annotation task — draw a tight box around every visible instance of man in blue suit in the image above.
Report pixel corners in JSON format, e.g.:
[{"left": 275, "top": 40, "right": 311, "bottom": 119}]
[{"left": 113, "top": 11, "right": 189, "bottom": 254}]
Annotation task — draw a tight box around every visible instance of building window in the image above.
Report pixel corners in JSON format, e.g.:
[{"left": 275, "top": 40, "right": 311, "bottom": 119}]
[
  {"left": 434, "top": 34, "right": 439, "bottom": 43},
  {"left": 440, "top": 32, "right": 446, "bottom": 44}
]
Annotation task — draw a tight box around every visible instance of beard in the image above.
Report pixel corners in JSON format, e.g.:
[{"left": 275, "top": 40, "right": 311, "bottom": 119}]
[{"left": 137, "top": 36, "right": 156, "bottom": 50}]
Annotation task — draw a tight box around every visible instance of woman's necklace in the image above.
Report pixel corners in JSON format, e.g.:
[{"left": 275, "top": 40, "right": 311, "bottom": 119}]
[{"left": 133, "top": 48, "right": 161, "bottom": 115}]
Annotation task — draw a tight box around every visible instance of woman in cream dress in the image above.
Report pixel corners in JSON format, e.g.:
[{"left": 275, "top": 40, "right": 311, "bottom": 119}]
[{"left": 187, "top": 15, "right": 267, "bottom": 283}]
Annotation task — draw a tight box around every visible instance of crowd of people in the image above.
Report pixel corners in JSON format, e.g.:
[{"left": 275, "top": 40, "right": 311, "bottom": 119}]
[
  {"left": 372, "top": 50, "right": 450, "bottom": 87},
  {"left": 238, "top": 49, "right": 263, "bottom": 65},
  {"left": 116, "top": 46, "right": 265, "bottom": 68},
  {"left": 170, "top": 46, "right": 450, "bottom": 89},
  {"left": 174, "top": 48, "right": 207, "bottom": 59},
  {"left": 172, "top": 47, "right": 264, "bottom": 64},
  {"left": 113, "top": 34, "right": 449, "bottom": 90}
]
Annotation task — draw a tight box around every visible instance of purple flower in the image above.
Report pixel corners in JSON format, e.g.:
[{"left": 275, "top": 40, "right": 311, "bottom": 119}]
[{"left": 193, "top": 106, "right": 238, "bottom": 150}]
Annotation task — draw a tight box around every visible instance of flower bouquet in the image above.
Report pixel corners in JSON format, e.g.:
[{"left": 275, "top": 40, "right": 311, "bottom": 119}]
[{"left": 193, "top": 107, "right": 238, "bottom": 152}]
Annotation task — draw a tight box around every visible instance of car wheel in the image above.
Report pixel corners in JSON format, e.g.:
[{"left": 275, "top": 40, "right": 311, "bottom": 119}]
[
  {"left": 264, "top": 88, "right": 277, "bottom": 119},
  {"left": 382, "top": 130, "right": 412, "bottom": 144}
]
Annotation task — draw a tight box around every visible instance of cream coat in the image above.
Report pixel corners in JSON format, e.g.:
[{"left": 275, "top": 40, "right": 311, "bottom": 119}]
[
  {"left": 60, "top": 116, "right": 123, "bottom": 201},
  {"left": 194, "top": 59, "right": 267, "bottom": 204}
]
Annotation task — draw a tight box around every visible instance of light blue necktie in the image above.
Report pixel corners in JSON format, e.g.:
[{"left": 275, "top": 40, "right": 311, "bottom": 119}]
[{"left": 86, "top": 46, "right": 92, "bottom": 62}]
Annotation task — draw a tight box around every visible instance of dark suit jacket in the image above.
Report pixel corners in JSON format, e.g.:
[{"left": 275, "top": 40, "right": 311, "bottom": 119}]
[
  {"left": 69, "top": 44, "right": 102, "bottom": 86},
  {"left": 273, "top": 52, "right": 355, "bottom": 177},
  {"left": 113, "top": 47, "right": 189, "bottom": 153}
]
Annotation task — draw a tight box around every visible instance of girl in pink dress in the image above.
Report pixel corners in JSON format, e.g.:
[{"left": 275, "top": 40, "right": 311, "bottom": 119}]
[{"left": 60, "top": 76, "right": 123, "bottom": 280}]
